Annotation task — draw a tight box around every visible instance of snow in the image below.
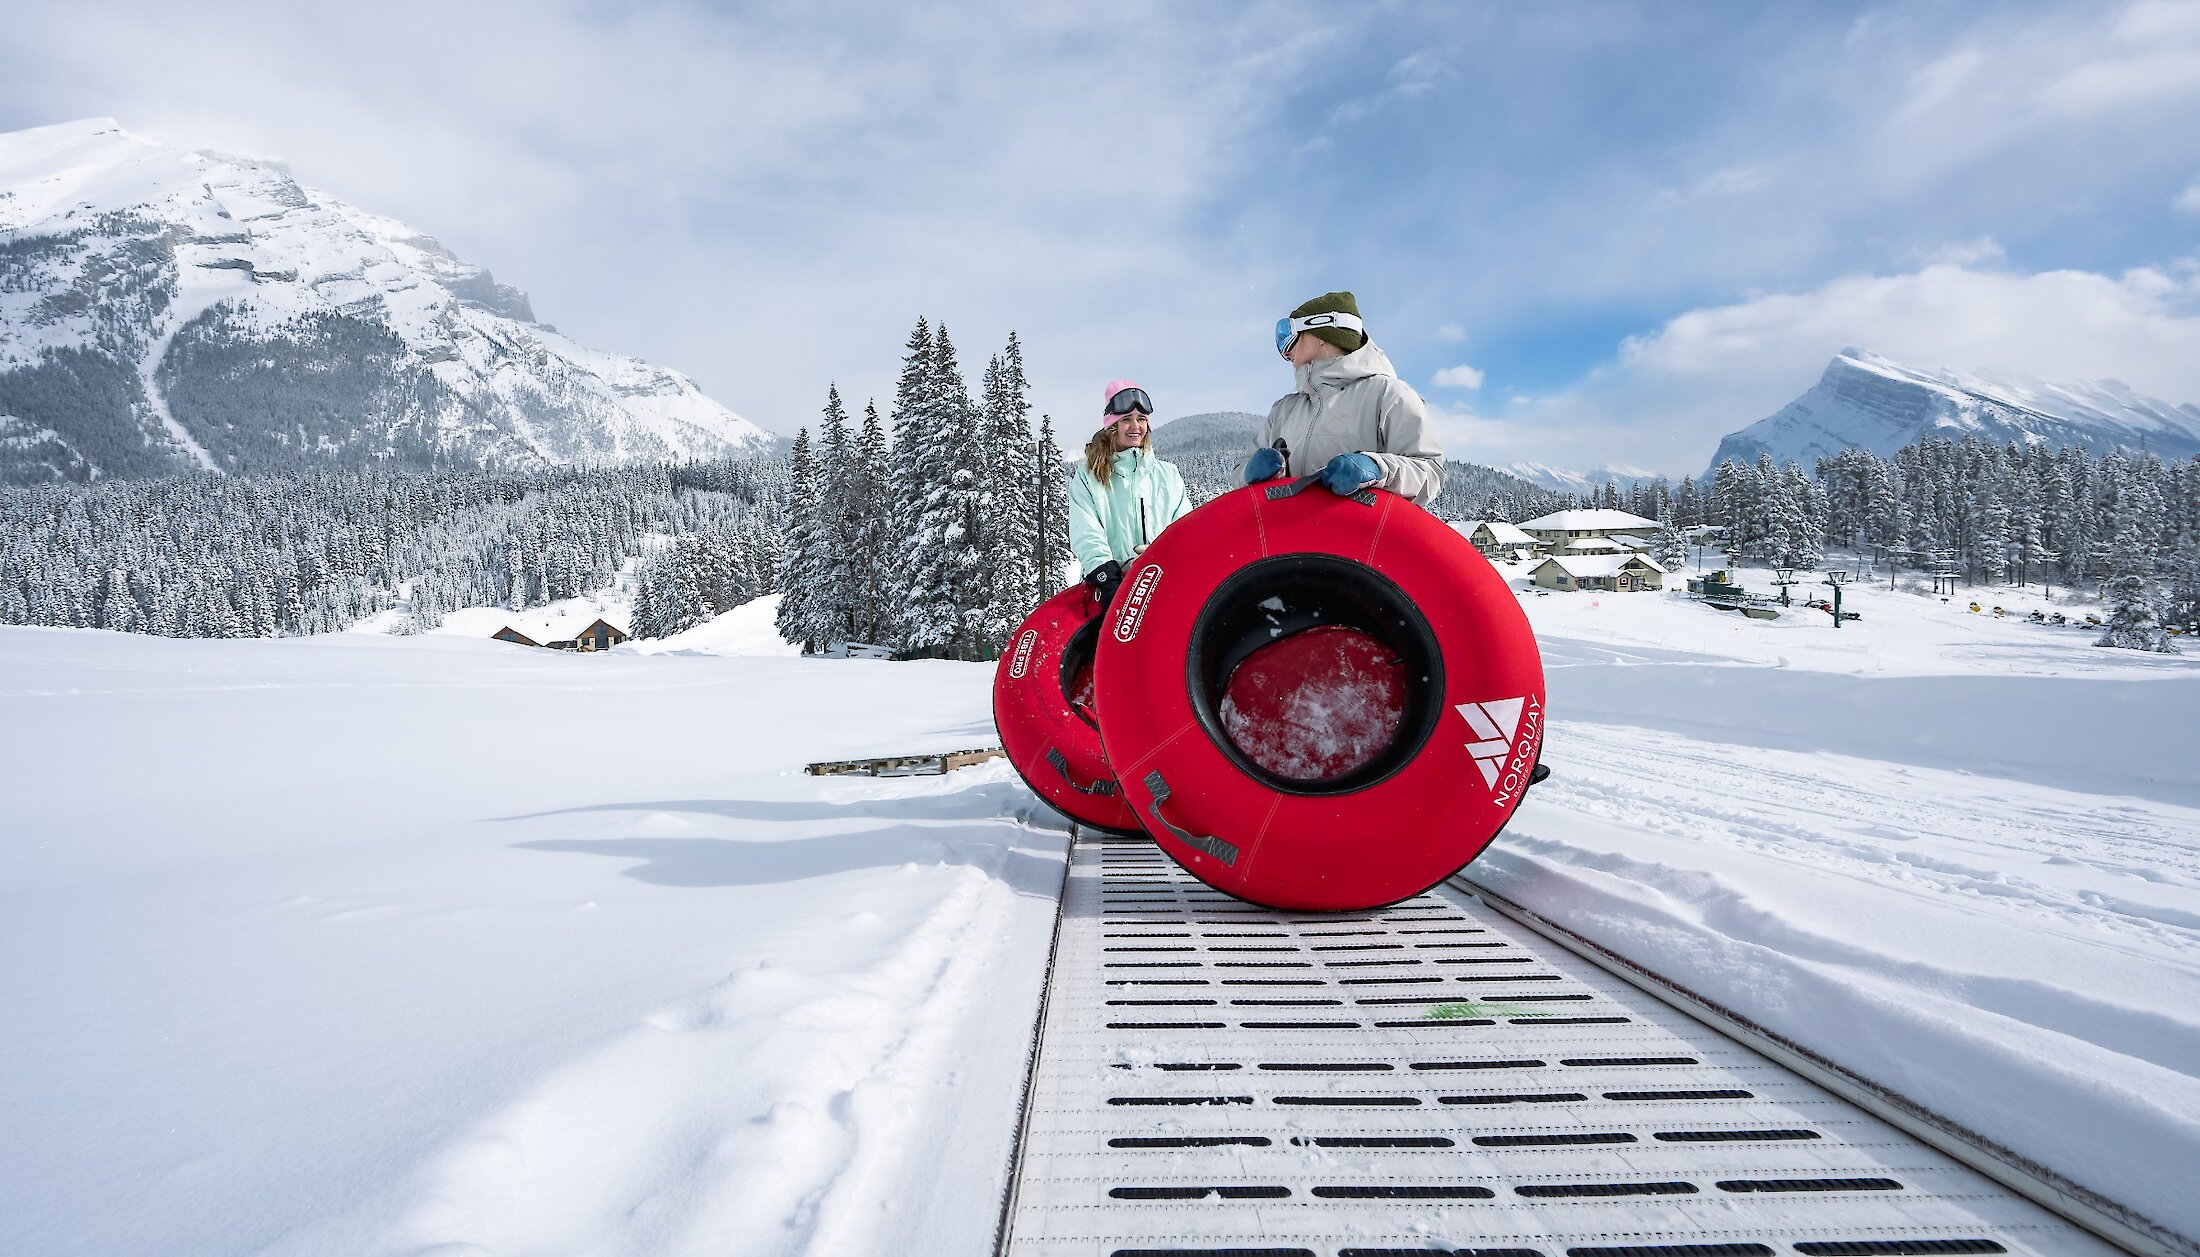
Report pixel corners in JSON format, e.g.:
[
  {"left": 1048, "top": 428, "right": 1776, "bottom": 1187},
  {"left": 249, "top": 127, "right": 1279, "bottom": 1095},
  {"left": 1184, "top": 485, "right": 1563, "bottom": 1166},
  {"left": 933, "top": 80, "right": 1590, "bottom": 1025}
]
[
  {"left": 1516, "top": 506, "right": 1662, "bottom": 533},
  {"left": 633, "top": 594, "right": 804, "bottom": 657},
  {"left": 1491, "top": 573, "right": 2200, "bottom": 1240},
  {"left": 0, "top": 623, "right": 1060, "bottom": 1257},
  {"left": 3, "top": 571, "right": 2196, "bottom": 1250}
]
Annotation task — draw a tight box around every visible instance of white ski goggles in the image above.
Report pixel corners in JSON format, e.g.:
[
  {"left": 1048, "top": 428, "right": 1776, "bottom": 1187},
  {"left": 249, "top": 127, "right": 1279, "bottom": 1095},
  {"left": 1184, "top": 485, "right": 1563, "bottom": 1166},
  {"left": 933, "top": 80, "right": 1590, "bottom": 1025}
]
[{"left": 1275, "top": 310, "right": 1364, "bottom": 356}]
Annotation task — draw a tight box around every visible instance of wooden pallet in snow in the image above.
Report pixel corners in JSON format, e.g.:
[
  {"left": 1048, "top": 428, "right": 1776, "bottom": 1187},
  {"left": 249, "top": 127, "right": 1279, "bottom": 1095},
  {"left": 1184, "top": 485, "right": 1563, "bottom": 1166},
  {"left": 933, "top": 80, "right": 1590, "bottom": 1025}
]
[{"left": 805, "top": 746, "right": 1005, "bottom": 777}]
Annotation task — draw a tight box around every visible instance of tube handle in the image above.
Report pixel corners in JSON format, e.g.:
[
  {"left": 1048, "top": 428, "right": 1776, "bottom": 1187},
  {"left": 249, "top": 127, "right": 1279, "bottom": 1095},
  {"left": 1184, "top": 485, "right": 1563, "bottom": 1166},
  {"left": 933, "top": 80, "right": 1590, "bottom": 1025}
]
[
  {"left": 1142, "top": 770, "right": 1240, "bottom": 866},
  {"left": 1262, "top": 474, "right": 1377, "bottom": 507},
  {"left": 1046, "top": 748, "right": 1118, "bottom": 797}
]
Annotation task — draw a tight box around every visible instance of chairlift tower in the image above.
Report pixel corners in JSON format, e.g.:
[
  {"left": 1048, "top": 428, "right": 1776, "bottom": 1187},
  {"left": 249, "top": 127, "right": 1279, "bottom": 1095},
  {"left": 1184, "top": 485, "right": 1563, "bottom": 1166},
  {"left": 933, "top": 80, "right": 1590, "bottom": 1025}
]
[
  {"left": 1773, "top": 567, "right": 1800, "bottom": 606},
  {"left": 1929, "top": 549, "right": 1962, "bottom": 597},
  {"left": 1823, "top": 568, "right": 1851, "bottom": 628}
]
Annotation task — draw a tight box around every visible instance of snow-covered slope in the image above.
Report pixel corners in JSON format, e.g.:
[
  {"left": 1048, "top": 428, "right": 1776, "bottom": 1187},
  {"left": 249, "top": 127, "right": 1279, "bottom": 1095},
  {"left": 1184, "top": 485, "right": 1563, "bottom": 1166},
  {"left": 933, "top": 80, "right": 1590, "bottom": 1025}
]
[
  {"left": 1708, "top": 349, "right": 2200, "bottom": 474},
  {"left": 3, "top": 579, "right": 2197, "bottom": 1250},
  {"left": 0, "top": 119, "right": 769, "bottom": 483}
]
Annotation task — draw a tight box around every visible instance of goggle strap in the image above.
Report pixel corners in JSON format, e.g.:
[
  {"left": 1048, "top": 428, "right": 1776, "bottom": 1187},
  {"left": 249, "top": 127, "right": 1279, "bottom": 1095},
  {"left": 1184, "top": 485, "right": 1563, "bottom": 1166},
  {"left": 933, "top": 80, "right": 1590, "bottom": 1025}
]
[{"left": 1288, "top": 311, "right": 1365, "bottom": 335}]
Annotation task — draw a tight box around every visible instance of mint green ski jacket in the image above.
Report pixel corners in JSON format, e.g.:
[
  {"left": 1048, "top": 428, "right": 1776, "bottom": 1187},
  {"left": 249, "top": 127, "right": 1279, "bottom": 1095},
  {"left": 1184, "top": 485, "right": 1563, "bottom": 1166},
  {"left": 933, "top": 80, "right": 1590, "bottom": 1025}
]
[{"left": 1068, "top": 446, "right": 1194, "bottom": 577}]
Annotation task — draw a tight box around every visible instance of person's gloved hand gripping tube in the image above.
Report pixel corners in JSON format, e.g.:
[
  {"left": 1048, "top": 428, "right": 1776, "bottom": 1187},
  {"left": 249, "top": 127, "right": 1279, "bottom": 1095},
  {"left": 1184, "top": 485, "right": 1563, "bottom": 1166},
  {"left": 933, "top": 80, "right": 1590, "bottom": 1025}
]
[
  {"left": 1084, "top": 559, "right": 1123, "bottom": 609},
  {"left": 1319, "top": 452, "right": 1380, "bottom": 495},
  {"left": 1244, "top": 445, "right": 1286, "bottom": 485}
]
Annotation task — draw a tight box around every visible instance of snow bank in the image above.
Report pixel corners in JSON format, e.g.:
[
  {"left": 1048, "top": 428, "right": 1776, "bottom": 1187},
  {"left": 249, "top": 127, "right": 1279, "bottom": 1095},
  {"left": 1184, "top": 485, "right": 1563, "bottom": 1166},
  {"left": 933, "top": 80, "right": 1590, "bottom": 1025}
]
[{"left": 0, "top": 627, "right": 1059, "bottom": 1257}]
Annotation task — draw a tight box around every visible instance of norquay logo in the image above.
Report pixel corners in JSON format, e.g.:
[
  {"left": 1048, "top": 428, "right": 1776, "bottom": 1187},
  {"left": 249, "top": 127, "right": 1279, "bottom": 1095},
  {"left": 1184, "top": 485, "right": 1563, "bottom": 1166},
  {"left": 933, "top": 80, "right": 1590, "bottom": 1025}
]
[
  {"left": 1008, "top": 628, "right": 1038, "bottom": 679},
  {"left": 1457, "top": 694, "right": 1543, "bottom": 806},
  {"left": 1113, "top": 566, "right": 1163, "bottom": 643}
]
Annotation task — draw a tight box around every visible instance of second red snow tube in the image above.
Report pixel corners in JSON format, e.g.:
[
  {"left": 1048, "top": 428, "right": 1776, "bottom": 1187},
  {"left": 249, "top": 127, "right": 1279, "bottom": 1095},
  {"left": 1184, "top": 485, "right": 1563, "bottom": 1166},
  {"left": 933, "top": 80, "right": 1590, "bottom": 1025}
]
[
  {"left": 1092, "top": 477, "right": 1546, "bottom": 910},
  {"left": 993, "top": 584, "right": 1143, "bottom": 834}
]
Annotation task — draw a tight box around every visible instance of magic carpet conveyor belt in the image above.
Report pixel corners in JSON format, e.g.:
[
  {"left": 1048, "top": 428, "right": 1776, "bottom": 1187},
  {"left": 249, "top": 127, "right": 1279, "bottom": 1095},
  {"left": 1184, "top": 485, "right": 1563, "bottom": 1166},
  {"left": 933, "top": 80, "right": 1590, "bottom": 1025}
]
[{"left": 993, "top": 834, "right": 2152, "bottom": 1257}]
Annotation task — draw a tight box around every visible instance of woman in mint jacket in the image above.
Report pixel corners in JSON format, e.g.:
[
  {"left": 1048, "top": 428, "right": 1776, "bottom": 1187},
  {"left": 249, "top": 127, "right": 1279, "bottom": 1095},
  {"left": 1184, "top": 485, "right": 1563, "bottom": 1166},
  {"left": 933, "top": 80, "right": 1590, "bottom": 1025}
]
[{"left": 1070, "top": 380, "right": 1194, "bottom": 609}]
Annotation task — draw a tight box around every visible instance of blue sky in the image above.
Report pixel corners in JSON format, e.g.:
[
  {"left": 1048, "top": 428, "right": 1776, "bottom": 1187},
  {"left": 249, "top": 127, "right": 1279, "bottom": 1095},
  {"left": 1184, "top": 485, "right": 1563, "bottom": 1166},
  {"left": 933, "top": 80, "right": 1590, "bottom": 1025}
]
[{"left": 4, "top": 0, "right": 2199, "bottom": 475}]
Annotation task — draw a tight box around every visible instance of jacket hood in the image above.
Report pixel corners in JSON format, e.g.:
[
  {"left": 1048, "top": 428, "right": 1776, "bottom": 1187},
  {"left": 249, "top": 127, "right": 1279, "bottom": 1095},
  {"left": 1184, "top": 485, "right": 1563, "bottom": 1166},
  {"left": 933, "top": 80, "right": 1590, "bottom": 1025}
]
[{"left": 1294, "top": 342, "right": 1397, "bottom": 396}]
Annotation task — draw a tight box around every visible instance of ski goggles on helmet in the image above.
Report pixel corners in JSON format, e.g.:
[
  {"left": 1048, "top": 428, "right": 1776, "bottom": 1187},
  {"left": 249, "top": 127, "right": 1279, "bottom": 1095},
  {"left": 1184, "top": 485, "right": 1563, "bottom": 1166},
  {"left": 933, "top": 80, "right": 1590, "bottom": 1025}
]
[
  {"left": 1275, "top": 310, "right": 1365, "bottom": 356},
  {"left": 1104, "top": 387, "right": 1153, "bottom": 418}
]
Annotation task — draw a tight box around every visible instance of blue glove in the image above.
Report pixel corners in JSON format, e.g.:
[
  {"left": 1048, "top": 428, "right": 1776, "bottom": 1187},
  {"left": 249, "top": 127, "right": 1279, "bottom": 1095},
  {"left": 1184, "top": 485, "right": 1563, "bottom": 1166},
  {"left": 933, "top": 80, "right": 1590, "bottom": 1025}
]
[
  {"left": 1244, "top": 447, "right": 1285, "bottom": 484},
  {"left": 1319, "top": 452, "right": 1381, "bottom": 495}
]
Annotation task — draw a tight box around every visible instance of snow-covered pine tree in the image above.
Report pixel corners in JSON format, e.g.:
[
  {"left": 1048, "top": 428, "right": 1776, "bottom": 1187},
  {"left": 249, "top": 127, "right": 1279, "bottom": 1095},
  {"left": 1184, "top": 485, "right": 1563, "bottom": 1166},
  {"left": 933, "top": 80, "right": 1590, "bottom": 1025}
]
[
  {"left": 1650, "top": 513, "right": 1687, "bottom": 571},
  {"left": 2097, "top": 574, "right": 2179, "bottom": 653},
  {"left": 774, "top": 427, "right": 821, "bottom": 653},
  {"left": 901, "top": 323, "right": 986, "bottom": 658},
  {"left": 2163, "top": 540, "right": 2200, "bottom": 634},
  {"left": 1034, "top": 412, "right": 1072, "bottom": 594},
  {"left": 851, "top": 400, "right": 891, "bottom": 645},
  {"left": 884, "top": 318, "right": 936, "bottom": 653},
  {"left": 1709, "top": 459, "right": 1747, "bottom": 563},
  {"left": 975, "top": 334, "right": 1039, "bottom": 654},
  {"left": 1779, "top": 462, "right": 1824, "bottom": 569},
  {"left": 1673, "top": 476, "right": 1702, "bottom": 529},
  {"left": 1865, "top": 457, "right": 1907, "bottom": 575},
  {"left": 814, "top": 386, "right": 858, "bottom": 649}
]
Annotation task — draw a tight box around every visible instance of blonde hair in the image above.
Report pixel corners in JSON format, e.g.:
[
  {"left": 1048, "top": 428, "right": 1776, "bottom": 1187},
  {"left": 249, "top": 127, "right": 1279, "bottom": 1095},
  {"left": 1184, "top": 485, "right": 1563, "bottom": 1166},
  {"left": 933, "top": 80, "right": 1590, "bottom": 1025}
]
[{"left": 1083, "top": 424, "right": 1149, "bottom": 486}]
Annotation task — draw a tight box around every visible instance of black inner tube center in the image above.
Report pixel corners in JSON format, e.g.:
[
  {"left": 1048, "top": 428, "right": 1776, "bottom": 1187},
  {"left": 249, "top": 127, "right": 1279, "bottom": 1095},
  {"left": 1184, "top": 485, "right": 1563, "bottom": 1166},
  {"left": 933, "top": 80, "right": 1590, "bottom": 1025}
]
[{"left": 1059, "top": 615, "right": 1103, "bottom": 729}]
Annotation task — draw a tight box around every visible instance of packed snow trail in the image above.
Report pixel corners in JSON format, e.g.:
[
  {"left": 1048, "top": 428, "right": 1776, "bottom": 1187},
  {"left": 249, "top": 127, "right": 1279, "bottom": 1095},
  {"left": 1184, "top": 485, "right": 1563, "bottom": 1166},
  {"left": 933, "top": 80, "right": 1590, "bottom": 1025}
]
[{"left": 998, "top": 835, "right": 2129, "bottom": 1256}]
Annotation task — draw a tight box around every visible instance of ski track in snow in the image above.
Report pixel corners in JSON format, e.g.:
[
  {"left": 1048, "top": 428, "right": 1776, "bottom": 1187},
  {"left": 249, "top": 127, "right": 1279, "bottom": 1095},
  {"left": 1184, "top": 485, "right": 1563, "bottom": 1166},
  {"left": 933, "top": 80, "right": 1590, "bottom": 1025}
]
[
  {"left": 1527, "top": 720, "right": 2200, "bottom": 952},
  {"left": 374, "top": 813, "right": 1035, "bottom": 1257},
  {"left": 1477, "top": 715, "right": 2200, "bottom": 1241}
]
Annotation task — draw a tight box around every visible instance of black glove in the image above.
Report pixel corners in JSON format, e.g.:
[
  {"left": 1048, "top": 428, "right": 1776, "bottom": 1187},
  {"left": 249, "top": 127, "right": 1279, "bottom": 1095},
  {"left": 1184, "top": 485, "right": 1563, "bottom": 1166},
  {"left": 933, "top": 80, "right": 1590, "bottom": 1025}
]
[{"left": 1084, "top": 560, "right": 1124, "bottom": 610}]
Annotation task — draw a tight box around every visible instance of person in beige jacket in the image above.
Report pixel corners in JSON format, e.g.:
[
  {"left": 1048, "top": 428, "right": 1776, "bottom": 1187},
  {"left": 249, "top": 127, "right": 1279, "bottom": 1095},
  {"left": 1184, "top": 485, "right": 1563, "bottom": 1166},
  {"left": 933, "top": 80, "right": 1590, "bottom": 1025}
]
[{"left": 1244, "top": 291, "right": 1444, "bottom": 507}]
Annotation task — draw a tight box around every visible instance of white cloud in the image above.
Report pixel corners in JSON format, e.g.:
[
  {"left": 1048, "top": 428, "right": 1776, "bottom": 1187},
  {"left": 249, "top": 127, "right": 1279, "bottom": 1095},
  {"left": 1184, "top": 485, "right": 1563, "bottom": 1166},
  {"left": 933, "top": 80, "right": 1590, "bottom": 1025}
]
[
  {"left": 2179, "top": 180, "right": 2200, "bottom": 213},
  {"left": 1519, "top": 257, "right": 2200, "bottom": 476},
  {"left": 1916, "top": 237, "right": 2006, "bottom": 267},
  {"left": 1432, "top": 364, "right": 1485, "bottom": 390},
  {"left": 0, "top": 1, "right": 1325, "bottom": 435},
  {"left": 1899, "top": 47, "right": 1988, "bottom": 119},
  {"left": 1418, "top": 400, "right": 1547, "bottom": 463},
  {"left": 1436, "top": 324, "right": 1466, "bottom": 342}
]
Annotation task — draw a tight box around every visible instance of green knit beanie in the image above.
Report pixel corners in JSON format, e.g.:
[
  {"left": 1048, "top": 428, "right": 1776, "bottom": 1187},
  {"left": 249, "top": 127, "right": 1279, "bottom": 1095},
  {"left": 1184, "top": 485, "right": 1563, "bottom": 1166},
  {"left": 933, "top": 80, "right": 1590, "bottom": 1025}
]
[{"left": 1290, "top": 290, "right": 1365, "bottom": 352}]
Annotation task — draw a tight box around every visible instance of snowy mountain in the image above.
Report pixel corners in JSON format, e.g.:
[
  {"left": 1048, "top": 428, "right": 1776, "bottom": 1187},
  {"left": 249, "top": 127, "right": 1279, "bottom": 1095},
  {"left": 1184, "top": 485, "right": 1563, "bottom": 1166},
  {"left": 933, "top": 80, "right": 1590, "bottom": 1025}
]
[
  {"left": 1505, "top": 460, "right": 1663, "bottom": 494},
  {"left": 1151, "top": 409, "right": 1261, "bottom": 460},
  {"left": 1707, "top": 349, "right": 2200, "bottom": 475},
  {"left": 0, "top": 119, "right": 769, "bottom": 484}
]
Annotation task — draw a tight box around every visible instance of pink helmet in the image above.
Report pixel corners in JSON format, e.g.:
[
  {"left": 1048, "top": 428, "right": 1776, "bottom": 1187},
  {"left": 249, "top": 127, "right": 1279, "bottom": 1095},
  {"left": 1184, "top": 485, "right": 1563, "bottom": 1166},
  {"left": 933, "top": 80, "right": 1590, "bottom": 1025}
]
[{"left": 1102, "top": 379, "right": 1153, "bottom": 426}]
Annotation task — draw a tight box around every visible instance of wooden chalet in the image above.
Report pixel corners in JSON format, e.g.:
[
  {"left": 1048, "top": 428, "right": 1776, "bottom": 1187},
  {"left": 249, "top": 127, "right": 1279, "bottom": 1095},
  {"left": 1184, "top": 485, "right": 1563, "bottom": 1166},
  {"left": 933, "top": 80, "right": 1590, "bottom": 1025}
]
[
  {"left": 1457, "top": 520, "right": 1538, "bottom": 561},
  {"left": 1530, "top": 553, "right": 1668, "bottom": 593},
  {"left": 488, "top": 613, "right": 629, "bottom": 652},
  {"left": 547, "top": 618, "right": 630, "bottom": 652}
]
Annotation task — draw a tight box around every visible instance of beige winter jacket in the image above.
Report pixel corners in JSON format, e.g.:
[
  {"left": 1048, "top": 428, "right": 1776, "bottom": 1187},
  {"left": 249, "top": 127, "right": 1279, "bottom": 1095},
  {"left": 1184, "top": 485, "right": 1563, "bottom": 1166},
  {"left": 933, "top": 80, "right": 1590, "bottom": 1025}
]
[{"left": 1252, "top": 343, "right": 1444, "bottom": 506}]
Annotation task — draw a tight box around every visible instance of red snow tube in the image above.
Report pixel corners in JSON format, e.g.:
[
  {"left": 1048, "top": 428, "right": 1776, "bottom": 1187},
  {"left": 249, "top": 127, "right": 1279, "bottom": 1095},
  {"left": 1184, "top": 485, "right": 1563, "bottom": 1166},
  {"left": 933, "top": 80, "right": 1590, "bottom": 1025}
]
[
  {"left": 1092, "top": 477, "right": 1546, "bottom": 910},
  {"left": 994, "top": 584, "right": 1143, "bottom": 834}
]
